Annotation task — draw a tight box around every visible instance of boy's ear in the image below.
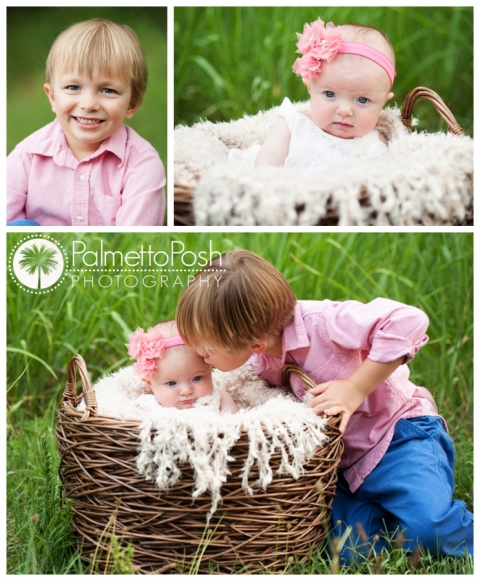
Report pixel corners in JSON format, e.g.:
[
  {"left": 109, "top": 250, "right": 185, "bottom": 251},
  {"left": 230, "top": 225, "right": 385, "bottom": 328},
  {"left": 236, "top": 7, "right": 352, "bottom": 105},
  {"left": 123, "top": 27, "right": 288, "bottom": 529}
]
[
  {"left": 386, "top": 91, "right": 394, "bottom": 102},
  {"left": 250, "top": 341, "right": 268, "bottom": 355},
  {"left": 44, "top": 83, "right": 57, "bottom": 113},
  {"left": 124, "top": 101, "right": 141, "bottom": 120}
]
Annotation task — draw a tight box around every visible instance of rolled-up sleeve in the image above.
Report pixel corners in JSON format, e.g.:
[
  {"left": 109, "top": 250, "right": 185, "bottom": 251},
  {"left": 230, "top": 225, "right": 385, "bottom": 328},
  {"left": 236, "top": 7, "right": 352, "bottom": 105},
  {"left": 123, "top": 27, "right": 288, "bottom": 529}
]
[
  {"left": 115, "top": 148, "right": 166, "bottom": 226},
  {"left": 323, "top": 298, "right": 429, "bottom": 364}
]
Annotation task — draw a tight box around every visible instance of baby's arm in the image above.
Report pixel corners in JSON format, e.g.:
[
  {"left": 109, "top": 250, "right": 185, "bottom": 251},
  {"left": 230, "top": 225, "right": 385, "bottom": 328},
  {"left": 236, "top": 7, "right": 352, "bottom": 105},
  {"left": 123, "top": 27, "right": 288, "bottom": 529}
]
[
  {"left": 219, "top": 389, "right": 239, "bottom": 414},
  {"left": 308, "top": 356, "right": 405, "bottom": 434},
  {"left": 254, "top": 117, "right": 291, "bottom": 168},
  {"left": 115, "top": 149, "right": 166, "bottom": 226}
]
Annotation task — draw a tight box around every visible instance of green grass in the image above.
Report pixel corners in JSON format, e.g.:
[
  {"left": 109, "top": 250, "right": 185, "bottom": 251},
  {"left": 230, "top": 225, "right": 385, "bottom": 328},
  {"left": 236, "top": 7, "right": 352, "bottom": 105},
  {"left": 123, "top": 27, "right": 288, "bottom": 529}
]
[
  {"left": 174, "top": 7, "right": 473, "bottom": 136},
  {"left": 7, "top": 232, "right": 473, "bottom": 574}
]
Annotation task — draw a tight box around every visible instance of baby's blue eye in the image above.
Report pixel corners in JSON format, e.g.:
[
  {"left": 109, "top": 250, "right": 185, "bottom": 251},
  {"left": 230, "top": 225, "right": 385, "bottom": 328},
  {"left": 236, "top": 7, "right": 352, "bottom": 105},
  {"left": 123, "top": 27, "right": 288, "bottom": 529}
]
[
  {"left": 325, "top": 91, "right": 335, "bottom": 98},
  {"left": 192, "top": 375, "right": 202, "bottom": 382},
  {"left": 166, "top": 380, "right": 177, "bottom": 387},
  {"left": 357, "top": 97, "right": 370, "bottom": 104}
]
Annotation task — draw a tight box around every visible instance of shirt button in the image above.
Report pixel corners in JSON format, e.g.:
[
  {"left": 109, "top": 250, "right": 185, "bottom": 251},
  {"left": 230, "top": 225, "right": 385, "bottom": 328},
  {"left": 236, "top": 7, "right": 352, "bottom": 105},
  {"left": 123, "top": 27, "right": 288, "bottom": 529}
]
[
  {"left": 76, "top": 215, "right": 84, "bottom": 222},
  {"left": 78, "top": 174, "right": 84, "bottom": 181}
]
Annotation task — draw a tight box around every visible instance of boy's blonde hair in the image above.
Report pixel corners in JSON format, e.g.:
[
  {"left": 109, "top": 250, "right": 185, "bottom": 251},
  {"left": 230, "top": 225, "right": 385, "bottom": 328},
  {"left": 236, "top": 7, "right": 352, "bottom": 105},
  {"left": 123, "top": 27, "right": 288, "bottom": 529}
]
[
  {"left": 46, "top": 18, "right": 148, "bottom": 106},
  {"left": 176, "top": 250, "right": 297, "bottom": 351}
]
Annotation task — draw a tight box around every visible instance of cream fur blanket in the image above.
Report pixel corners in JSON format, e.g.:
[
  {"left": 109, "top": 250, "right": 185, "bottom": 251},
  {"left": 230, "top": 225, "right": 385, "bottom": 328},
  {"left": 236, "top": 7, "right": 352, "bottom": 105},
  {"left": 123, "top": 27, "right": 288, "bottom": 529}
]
[
  {"left": 174, "top": 102, "right": 473, "bottom": 226},
  {"left": 81, "top": 364, "right": 327, "bottom": 513}
]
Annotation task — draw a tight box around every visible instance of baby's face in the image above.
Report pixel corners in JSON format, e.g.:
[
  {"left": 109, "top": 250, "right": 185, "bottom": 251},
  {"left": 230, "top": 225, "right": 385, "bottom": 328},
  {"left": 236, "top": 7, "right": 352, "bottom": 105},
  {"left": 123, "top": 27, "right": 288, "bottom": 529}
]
[
  {"left": 44, "top": 69, "right": 139, "bottom": 160},
  {"left": 147, "top": 346, "right": 214, "bottom": 410},
  {"left": 308, "top": 56, "right": 394, "bottom": 139}
]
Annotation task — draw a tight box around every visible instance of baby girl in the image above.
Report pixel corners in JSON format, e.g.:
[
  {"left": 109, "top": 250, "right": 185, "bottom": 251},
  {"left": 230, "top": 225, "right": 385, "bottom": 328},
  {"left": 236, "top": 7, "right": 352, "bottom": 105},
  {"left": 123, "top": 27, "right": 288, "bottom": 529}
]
[
  {"left": 255, "top": 18, "right": 395, "bottom": 172},
  {"left": 126, "top": 321, "right": 238, "bottom": 414}
]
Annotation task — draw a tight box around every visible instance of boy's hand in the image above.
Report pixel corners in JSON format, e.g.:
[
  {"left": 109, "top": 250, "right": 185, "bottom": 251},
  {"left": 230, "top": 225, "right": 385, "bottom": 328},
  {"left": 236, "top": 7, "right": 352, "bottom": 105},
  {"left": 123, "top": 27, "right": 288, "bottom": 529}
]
[
  {"left": 308, "top": 378, "right": 366, "bottom": 434},
  {"left": 307, "top": 356, "right": 406, "bottom": 434}
]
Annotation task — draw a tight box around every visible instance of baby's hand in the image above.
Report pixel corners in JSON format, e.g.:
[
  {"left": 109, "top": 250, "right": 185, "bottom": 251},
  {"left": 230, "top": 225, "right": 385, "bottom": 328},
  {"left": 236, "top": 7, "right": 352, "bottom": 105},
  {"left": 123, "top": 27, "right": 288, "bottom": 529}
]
[{"left": 308, "top": 378, "right": 366, "bottom": 434}]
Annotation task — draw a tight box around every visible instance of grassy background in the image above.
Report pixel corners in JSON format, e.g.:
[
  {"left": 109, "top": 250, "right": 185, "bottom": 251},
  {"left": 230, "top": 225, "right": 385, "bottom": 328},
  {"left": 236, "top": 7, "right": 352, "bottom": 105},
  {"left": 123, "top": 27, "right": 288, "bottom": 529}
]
[
  {"left": 7, "top": 232, "right": 473, "bottom": 573},
  {"left": 7, "top": 7, "right": 167, "bottom": 180},
  {"left": 174, "top": 7, "right": 473, "bottom": 136}
]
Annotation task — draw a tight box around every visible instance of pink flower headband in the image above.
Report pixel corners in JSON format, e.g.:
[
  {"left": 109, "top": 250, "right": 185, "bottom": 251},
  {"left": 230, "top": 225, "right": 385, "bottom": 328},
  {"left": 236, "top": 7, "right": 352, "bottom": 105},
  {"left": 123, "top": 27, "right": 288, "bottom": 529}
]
[
  {"left": 292, "top": 18, "right": 396, "bottom": 85},
  {"left": 126, "top": 327, "right": 185, "bottom": 377}
]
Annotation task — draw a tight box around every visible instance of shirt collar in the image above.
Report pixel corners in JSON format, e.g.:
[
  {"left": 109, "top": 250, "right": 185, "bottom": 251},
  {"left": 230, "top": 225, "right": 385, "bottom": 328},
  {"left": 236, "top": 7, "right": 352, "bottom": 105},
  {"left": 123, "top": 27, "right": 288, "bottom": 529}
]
[
  {"left": 24, "top": 119, "right": 128, "bottom": 166},
  {"left": 252, "top": 302, "right": 311, "bottom": 373}
]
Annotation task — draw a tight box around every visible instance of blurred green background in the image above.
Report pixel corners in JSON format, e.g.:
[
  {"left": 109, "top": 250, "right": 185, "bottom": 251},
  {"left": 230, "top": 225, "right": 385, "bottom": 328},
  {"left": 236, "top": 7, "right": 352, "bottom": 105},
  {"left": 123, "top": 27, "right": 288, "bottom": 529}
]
[
  {"left": 174, "top": 7, "right": 473, "bottom": 136},
  {"left": 7, "top": 7, "right": 167, "bottom": 179}
]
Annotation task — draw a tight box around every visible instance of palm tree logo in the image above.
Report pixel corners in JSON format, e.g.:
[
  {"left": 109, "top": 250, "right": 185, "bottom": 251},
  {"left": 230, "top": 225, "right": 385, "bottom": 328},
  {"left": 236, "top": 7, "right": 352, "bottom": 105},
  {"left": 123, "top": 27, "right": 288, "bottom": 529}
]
[
  {"left": 10, "top": 236, "right": 67, "bottom": 293},
  {"left": 18, "top": 242, "right": 59, "bottom": 290}
]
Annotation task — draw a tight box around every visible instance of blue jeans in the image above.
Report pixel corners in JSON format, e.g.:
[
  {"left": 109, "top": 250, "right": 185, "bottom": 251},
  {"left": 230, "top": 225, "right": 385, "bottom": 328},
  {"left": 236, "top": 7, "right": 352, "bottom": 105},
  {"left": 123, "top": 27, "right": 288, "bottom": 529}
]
[
  {"left": 331, "top": 416, "right": 473, "bottom": 560},
  {"left": 7, "top": 219, "right": 41, "bottom": 226}
]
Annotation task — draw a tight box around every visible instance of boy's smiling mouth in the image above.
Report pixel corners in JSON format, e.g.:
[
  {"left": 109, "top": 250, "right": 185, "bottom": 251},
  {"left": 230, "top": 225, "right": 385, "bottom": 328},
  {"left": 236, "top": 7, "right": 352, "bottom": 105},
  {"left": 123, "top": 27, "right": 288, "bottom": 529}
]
[{"left": 72, "top": 116, "right": 105, "bottom": 126}]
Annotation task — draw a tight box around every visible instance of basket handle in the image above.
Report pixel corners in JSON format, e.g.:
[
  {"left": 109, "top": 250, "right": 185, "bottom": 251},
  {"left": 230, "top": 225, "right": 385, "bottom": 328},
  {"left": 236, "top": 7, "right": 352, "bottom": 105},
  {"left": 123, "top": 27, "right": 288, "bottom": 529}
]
[
  {"left": 63, "top": 354, "right": 98, "bottom": 419},
  {"left": 281, "top": 364, "right": 342, "bottom": 431},
  {"left": 401, "top": 86, "right": 464, "bottom": 135},
  {"left": 282, "top": 364, "right": 316, "bottom": 391}
]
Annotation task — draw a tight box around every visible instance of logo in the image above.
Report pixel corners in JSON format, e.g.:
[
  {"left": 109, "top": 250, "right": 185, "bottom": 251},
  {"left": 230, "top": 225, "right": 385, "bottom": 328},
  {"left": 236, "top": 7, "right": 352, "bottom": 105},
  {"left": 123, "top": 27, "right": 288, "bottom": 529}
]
[
  {"left": 8, "top": 236, "right": 223, "bottom": 293},
  {"left": 9, "top": 235, "right": 68, "bottom": 294}
]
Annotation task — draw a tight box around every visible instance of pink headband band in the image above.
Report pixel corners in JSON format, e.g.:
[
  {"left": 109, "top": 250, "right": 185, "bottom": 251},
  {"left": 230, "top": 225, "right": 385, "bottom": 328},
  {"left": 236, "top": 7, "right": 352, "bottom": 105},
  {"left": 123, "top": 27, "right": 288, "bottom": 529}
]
[
  {"left": 337, "top": 42, "right": 396, "bottom": 84},
  {"left": 126, "top": 327, "right": 185, "bottom": 377},
  {"left": 292, "top": 18, "right": 396, "bottom": 85}
]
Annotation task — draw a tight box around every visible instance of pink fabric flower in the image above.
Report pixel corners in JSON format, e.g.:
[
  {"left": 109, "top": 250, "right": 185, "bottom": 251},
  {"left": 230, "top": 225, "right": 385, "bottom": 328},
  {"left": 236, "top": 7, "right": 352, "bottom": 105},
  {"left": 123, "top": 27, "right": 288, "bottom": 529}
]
[
  {"left": 292, "top": 18, "right": 343, "bottom": 82},
  {"left": 126, "top": 327, "right": 166, "bottom": 377}
]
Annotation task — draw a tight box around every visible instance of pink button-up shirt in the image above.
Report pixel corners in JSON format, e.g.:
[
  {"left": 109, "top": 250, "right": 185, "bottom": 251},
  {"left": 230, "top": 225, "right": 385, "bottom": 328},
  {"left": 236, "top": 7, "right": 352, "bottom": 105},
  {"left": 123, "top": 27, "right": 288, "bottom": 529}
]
[
  {"left": 7, "top": 120, "right": 166, "bottom": 226},
  {"left": 249, "top": 299, "right": 439, "bottom": 492}
]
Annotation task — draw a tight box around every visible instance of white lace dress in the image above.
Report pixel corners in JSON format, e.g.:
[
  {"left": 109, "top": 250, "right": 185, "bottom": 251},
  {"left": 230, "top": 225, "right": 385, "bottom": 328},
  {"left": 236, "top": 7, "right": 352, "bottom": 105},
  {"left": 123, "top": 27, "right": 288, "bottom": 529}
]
[{"left": 228, "top": 97, "right": 387, "bottom": 173}]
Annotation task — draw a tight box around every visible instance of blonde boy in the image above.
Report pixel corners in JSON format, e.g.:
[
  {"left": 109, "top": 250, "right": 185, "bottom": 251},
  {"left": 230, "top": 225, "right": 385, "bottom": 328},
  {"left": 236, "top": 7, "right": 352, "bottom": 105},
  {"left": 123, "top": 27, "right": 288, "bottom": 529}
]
[
  {"left": 176, "top": 250, "right": 473, "bottom": 561},
  {"left": 7, "top": 19, "right": 165, "bottom": 226}
]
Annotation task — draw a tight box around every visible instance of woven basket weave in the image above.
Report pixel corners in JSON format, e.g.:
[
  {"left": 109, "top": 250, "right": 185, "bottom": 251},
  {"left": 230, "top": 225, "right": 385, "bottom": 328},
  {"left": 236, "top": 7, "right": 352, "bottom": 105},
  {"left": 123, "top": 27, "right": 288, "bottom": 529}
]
[
  {"left": 55, "top": 355, "right": 343, "bottom": 574},
  {"left": 174, "top": 86, "right": 471, "bottom": 226}
]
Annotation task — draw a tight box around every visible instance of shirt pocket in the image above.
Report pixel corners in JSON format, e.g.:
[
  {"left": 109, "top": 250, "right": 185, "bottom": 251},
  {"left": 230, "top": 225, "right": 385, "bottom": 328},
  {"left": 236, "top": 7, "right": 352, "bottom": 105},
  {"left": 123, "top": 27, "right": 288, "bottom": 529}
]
[
  {"left": 307, "top": 354, "right": 343, "bottom": 384},
  {"left": 89, "top": 191, "right": 121, "bottom": 226}
]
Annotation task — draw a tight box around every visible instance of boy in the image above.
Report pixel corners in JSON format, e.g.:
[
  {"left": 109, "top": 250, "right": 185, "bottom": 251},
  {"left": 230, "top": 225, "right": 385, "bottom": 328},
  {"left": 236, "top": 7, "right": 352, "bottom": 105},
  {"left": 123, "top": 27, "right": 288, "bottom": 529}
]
[
  {"left": 7, "top": 19, "right": 165, "bottom": 226},
  {"left": 176, "top": 249, "right": 473, "bottom": 561}
]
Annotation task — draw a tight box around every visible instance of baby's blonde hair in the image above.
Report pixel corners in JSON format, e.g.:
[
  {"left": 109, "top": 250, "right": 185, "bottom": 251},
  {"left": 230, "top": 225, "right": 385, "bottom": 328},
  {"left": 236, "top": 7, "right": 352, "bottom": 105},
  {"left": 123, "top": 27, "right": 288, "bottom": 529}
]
[
  {"left": 150, "top": 319, "right": 178, "bottom": 338},
  {"left": 46, "top": 18, "right": 148, "bottom": 106},
  {"left": 176, "top": 250, "right": 297, "bottom": 351},
  {"left": 339, "top": 22, "right": 396, "bottom": 69}
]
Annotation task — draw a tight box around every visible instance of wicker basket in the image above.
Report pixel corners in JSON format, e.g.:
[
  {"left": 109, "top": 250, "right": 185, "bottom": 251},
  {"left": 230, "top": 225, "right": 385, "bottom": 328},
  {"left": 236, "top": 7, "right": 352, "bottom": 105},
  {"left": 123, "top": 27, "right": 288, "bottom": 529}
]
[
  {"left": 174, "top": 86, "right": 471, "bottom": 226},
  {"left": 55, "top": 355, "right": 343, "bottom": 574}
]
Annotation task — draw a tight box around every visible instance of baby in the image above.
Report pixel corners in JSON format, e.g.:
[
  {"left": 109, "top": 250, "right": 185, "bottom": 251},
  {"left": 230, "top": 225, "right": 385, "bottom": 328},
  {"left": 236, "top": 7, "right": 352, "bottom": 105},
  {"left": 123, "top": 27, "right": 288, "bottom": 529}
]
[
  {"left": 255, "top": 18, "right": 395, "bottom": 172},
  {"left": 7, "top": 19, "right": 166, "bottom": 226},
  {"left": 126, "top": 321, "right": 238, "bottom": 414}
]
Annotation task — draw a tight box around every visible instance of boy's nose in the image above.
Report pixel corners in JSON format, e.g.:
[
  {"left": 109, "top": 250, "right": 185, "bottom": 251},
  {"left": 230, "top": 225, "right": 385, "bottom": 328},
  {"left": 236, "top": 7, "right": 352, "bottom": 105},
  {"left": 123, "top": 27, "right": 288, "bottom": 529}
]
[{"left": 79, "top": 91, "right": 100, "bottom": 111}]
